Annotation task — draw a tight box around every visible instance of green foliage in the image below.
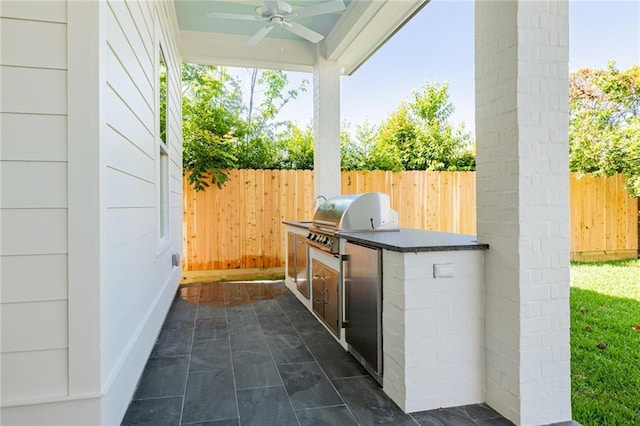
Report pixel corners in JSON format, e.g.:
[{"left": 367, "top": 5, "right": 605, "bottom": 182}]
[
  {"left": 182, "top": 64, "right": 244, "bottom": 190},
  {"left": 570, "top": 260, "right": 640, "bottom": 425},
  {"left": 183, "top": 130, "right": 237, "bottom": 191},
  {"left": 570, "top": 63, "right": 640, "bottom": 196},
  {"left": 159, "top": 52, "right": 167, "bottom": 144},
  {"left": 182, "top": 66, "right": 476, "bottom": 183},
  {"left": 182, "top": 65, "right": 309, "bottom": 189},
  {"left": 279, "top": 124, "right": 314, "bottom": 169},
  {"left": 236, "top": 69, "right": 309, "bottom": 169},
  {"left": 370, "top": 82, "right": 475, "bottom": 171}
]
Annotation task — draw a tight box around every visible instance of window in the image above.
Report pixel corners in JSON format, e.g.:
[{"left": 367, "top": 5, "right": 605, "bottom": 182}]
[
  {"left": 158, "top": 47, "right": 169, "bottom": 242},
  {"left": 159, "top": 150, "right": 169, "bottom": 239},
  {"left": 159, "top": 49, "right": 167, "bottom": 146}
]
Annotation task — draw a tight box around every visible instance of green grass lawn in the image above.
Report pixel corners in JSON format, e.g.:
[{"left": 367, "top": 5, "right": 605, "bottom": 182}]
[{"left": 570, "top": 259, "right": 640, "bottom": 426}]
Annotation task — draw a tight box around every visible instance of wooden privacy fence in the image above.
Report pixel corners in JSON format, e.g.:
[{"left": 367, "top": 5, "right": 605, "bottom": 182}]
[
  {"left": 570, "top": 174, "right": 638, "bottom": 261},
  {"left": 183, "top": 171, "right": 638, "bottom": 271}
]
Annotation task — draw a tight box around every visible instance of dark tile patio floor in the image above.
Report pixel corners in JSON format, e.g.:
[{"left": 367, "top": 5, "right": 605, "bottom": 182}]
[{"left": 122, "top": 281, "right": 514, "bottom": 426}]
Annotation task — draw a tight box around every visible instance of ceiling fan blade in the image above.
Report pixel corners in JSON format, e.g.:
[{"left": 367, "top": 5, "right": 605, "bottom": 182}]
[
  {"left": 284, "top": 21, "right": 324, "bottom": 43},
  {"left": 246, "top": 25, "right": 274, "bottom": 45},
  {"left": 205, "top": 12, "right": 260, "bottom": 21},
  {"left": 291, "top": 0, "right": 345, "bottom": 19}
]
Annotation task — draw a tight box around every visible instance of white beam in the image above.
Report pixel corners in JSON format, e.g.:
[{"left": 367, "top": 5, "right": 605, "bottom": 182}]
[
  {"left": 180, "top": 30, "right": 317, "bottom": 71},
  {"left": 313, "top": 56, "right": 341, "bottom": 198}
]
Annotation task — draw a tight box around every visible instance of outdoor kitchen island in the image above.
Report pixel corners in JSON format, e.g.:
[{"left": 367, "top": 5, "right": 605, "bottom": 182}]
[{"left": 284, "top": 220, "right": 489, "bottom": 414}]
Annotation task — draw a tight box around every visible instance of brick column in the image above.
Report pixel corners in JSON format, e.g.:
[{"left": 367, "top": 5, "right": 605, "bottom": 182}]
[
  {"left": 475, "top": 1, "right": 571, "bottom": 425},
  {"left": 313, "top": 56, "right": 341, "bottom": 198}
]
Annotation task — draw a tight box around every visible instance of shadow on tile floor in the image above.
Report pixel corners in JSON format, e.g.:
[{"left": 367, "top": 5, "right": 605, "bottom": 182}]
[{"left": 122, "top": 281, "right": 517, "bottom": 426}]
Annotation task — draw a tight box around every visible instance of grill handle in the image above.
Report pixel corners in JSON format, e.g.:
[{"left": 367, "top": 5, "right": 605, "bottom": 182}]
[
  {"left": 312, "top": 219, "right": 337, "bottom": 228},
  {"left": 342, "top": 254, "right": 350, "bottom": 327}
]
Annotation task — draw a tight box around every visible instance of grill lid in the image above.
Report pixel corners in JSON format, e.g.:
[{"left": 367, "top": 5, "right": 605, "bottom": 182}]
[{"left": 312, "top": 192, "right": 398, "bottom": 232}]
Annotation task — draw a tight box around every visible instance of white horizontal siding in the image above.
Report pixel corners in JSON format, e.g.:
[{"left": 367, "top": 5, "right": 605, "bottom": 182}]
[
  {"left": 105, "top": 167, "right": 155, "bottom": 208},
  {"left": 1, "top": 161, "right": 67, "bottom": 208},
  {"left": 0, "top": 66, "right": 66, "bottom": 114},
  {"left": 0, "top": 18, "right": 66, "bottom": 68},
  {"left": 0, "top": 1, "right": 70, "bottom": 409},
  {"left": 1, "top": 254, "right": 68, "bottom": 303},
  {"left": 0, "top": 0, "right": 67, "bottom": 23},
  {"left": 107, "top": 12, "right": 153, "bottom": 110},
  {"left": 169, "top": 191, "right": 182, "bottom": 210},
  {"left": 126, "top": 0, "right": 153, "bottom": 54},
  {"left": 104, "top": 125, "right": 155, "bottom": 182},
  {"left": 1, "top": 209, "right": 67, "bottom": 256},
  {"left": 1, "top": 349, "right": 69, "bottom": 401},
  {"left": 105, "top": 87, "right": 155, "bottom": 158},
  {"left": 107, "top": 0, "right": 152, "bottom": 72},
  {"left": 106, "top": 46, "right": 153, "bottom": 128},
  {"left": 0, "top": 113, "right": 67, "bottom": 161},
  {"left": 102, "top": 234, "right": 157, "bottom": 371},
  {"left": 106, "top": 207, "right": 156, "bottom": 249},
  {"left": 105, "top": 8, "right": 152, "bottom": 103},
  {"left": 1, "top": 300, "right": 68, "bottom": 352},
  {"left": 100, "top": 1, "right": 182, "bottom": 423}
]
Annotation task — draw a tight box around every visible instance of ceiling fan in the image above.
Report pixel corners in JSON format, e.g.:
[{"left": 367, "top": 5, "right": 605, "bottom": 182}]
[{"left": 206, "top": 0, "right": 346, "bottom": 46}]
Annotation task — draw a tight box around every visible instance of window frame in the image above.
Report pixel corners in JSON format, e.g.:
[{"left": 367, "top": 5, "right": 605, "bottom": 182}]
[{"left": 156, "top": 40, "right": 170, "bottom": 250}]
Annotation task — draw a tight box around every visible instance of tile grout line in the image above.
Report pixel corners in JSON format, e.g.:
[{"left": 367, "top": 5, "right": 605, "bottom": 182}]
[
  {"left": 178, "top": 288, "right": 200, "bottom": 426},
  {"left": 262, "top": 282, "right": 303, "bottom": 426},
  {"left": 274, "top": 283, "right": 362, "bottom": 426},
  {"left": 224, "top": 283, "right": 244, "bottom": 426},
  {"left": 287, "top": 309, "right": 361, "bottom": 425}
]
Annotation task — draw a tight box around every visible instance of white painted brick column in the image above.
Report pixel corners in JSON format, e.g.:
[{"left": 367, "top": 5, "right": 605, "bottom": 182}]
[
  {"left": 475, "top": 1, "right": 571, "bottom": 425},
  {"left": 313, "top": 55, "right": 341, "bottom": 198}
]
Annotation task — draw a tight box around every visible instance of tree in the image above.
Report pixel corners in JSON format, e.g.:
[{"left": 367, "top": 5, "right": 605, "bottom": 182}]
[
  {"left": 234, "top": 69, "right": 308, "bottom": 169},
  {"left": 570, "top": 63, "right": 640, "bottom": 196},
  {"left": 181, "top": 66, "right": 477, "bottom": 185},
  {"left": 182, "top": 65, "right": 309, "bottom": 189},
  {"left": 278, "top": 123, "right": 314, "bottom": 169},
  {"left": 182, "top": 64, "right": 244, "bottom": 190},
  {"left": 372, "top": 82, "right": 475, "bottom": 171}
]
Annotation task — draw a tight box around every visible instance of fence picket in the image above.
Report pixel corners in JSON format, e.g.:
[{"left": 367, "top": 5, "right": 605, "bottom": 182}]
[{"left": 182, "top": 171, "right": 638, "bottom": 270}]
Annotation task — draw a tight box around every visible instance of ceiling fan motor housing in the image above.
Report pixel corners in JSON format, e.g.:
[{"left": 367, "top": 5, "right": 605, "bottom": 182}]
[{"left": 257, "top": 1, "right": 293, "bottom": 19}]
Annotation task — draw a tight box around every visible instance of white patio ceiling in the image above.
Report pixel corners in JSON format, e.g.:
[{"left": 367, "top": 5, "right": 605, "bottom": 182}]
[{"left": 175, "top": 0, "right": 429, "bottom": 74}]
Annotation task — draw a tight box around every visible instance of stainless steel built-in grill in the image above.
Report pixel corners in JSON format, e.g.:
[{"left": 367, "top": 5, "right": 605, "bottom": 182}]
[
  {"left": 304, "top": 192, "right": 398, "bottom": 385},
  {"left": 306, "top": 193, "right": 399, "bottom": 254}
]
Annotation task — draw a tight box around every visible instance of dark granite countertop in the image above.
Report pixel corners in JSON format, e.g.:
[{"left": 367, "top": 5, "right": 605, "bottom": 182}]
[{"left": 338, "top": 228, "right": 489, "bottom": 253}]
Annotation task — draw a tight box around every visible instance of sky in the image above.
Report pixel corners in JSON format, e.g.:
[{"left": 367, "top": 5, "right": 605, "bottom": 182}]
[{"left": 266, "top": 0, "right": 640, "bottom": 137}]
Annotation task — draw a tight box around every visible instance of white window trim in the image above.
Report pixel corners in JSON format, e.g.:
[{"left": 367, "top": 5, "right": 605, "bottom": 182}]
[{"left": 156, "top": 17, "right": 171, "bottom": 254}]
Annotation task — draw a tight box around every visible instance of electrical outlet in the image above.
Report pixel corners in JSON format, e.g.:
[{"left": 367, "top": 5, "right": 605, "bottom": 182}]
[{"left": 433, "top": 263, "right": 454, "bottom": 278}]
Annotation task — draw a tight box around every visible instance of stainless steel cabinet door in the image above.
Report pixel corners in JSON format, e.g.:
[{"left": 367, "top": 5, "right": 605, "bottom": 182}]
[
  {"left": 311, "top": 259, "right": 325, "bottom": 318},
  {"left": 323, "top": 266, "right": 339, "bottom": 335},
  {"left": 287, "top": 233, "right": 296, "bottom": 281},
  {"left": 344, "top": 242, "right": 382, "bottom": 374},
  {"left": 296, "top": 237, "right": 309, "bottom": 298}
]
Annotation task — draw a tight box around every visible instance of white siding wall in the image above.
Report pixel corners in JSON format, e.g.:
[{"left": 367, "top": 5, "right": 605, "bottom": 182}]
[
  {"left": 0, "top": 0, "right": 70, "bottom": 403},
  {"left": 100, "top": 0, "right": 182, "bottom": 424},
  {"left": 1, "top": 0, "right": 182, "bottom": 424}
]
